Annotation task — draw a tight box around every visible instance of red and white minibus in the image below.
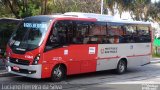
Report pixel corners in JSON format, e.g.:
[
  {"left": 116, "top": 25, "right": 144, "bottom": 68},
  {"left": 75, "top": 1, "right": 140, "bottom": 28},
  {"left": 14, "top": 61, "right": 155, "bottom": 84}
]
[{"left": 6, "top": 12, "right": 152, "bottom": 82}]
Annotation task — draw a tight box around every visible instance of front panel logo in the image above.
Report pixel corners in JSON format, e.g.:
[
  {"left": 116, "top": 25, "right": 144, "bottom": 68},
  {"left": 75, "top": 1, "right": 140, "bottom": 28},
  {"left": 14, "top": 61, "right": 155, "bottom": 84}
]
[
  {"left": 16, "top": 59, "right": 18, "bottom": 62},
  {"left": 25, "top": 55, "right": 33, "bottom": 59}
]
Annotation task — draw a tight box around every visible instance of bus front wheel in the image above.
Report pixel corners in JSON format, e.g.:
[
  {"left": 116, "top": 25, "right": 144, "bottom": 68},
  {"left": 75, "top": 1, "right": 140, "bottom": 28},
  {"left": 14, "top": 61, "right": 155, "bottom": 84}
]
[
  {"left": 51, "top": 65, "right": 66, "bottom": 82},
  {"left": 116, "top": 60, "right": 127, "bottom": 74}
]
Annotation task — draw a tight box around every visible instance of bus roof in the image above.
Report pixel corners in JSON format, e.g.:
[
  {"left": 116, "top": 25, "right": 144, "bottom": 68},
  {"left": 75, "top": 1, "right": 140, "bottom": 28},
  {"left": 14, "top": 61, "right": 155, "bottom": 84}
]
[
  {"left": 63, "top": 12, "right": 114, "bottom": 22},
  {"left": 109, "top": 19, "right": 151, "bottom": 25},
  {"left": 63, "top": 12, "right": 151, "bottom": 25},
  {"left": 26, "top": 12, "right": 151, "bottom": 25}
]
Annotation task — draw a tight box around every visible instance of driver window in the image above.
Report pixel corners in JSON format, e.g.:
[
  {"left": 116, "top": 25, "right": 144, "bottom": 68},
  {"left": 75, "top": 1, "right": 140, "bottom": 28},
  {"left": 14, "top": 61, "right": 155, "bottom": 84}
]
[{"left": 45, "top": 20, "right": 72, "bottom": 51}]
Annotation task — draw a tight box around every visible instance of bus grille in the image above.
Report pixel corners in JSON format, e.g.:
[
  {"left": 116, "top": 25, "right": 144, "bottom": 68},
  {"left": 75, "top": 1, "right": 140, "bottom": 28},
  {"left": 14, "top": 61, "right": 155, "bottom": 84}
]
[{"left": 9, "top": 58, "right": 30, "bottom": 65}]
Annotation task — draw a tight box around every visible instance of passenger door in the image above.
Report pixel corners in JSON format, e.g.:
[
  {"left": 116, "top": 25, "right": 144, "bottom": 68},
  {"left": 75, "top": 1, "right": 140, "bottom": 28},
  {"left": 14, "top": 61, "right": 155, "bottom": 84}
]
[
  {"left": 43, "top": 20, "right": 81, "bottom": 75},
  {"left": 67, "top": 21, "right": 97, "bottom": 73}
]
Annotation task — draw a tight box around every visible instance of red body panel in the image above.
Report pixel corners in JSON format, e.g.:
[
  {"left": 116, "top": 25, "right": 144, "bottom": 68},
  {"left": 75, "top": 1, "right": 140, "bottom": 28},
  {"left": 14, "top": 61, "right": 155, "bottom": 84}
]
[
  {"left": 67, "top": 45, "right": 97, "bottom": 74},
  {"left": 6, "top": 17, "right": 98, "bottom": 78},
  {"left": 42, "top": 44, "right": 98, "bottom": 78}
]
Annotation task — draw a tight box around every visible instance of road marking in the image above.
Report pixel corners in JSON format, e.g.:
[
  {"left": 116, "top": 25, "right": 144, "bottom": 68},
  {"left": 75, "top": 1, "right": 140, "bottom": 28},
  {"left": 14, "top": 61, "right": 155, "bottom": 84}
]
[
  {"left": 108, "top": 81, "right": 160, "bottom": 84},
  {"left": 150, "top": 60, "right": 160, "bottom": 63},
  {"left": 0, "top": 72, "right": 8, "bottom": 75},
  {"left": 0, "top": 70, "right": 8, "bottom": 77},
  {"left": 0, "top": 72, "right": 21, "bottom": 78},
  {"left": 107, "top": 75, "right": 160, "bottom": 84}
]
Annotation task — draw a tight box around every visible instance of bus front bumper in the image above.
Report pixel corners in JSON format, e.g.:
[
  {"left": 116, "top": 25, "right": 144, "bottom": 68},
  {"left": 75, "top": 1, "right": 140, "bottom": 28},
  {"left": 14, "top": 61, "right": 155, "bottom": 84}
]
[{"left": 6, "top": 62, "right": 42, "bottom": 79}]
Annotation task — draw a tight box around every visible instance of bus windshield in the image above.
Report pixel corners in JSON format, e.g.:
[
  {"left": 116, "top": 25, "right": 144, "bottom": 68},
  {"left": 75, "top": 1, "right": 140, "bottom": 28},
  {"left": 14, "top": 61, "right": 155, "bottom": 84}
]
[{"left": 9, "top": 20, "right": 51, "bottom": 52}]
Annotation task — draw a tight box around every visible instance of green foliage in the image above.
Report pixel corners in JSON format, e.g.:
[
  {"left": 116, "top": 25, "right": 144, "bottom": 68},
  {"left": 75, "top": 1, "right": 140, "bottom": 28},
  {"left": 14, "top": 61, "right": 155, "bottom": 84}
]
[
  {"left": 154, "top": 38, "right": 160, "bottom": 47},
  {"left": 0, "top": 0, "right": 160, "bottom": 21},
  {"left": 152, "top": 53, "right": 160, "bottom": 58},
  {"left": 19, "top": 2, "right": 41, "bottom": 18},
  {"left": 152, "top": 46, "right": 160, "bottom": 58},
  {"left": 0, "top": 2, "right": 14, "bottom": 18},
  {"left": 0, "top": 0, "right": 43, "bottom": 18}
]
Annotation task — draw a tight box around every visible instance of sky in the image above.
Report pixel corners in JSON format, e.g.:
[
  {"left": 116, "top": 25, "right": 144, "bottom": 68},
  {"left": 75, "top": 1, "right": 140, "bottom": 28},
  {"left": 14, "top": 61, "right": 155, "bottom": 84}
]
[{"left": 152, "top": 0, "right": 160, "bottom": 3}]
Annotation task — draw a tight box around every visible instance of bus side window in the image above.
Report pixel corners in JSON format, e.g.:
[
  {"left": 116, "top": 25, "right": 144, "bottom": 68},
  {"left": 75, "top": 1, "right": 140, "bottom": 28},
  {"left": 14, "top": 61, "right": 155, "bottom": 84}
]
[
  {"left": 107, "top": 23, "right": 125, "bottom": 44},
  {"left": 73, "top": 21, "right": 90, "bottom": 44},
  {"left": 72, "top": 21, "right": 108, "bottom": 44},
  {"left": 87, "top": 22, "right": 107, "bottom": 44},
  {"left": 45, "top": 23, "right": 60, "bottom": 50},
  {"left": 136, "top": 26, "right": 151, "bottom": 43},
  {"left": 124, "top": 25, "right": 136, "bottom": 43},
  {"left": 45, "top": 21, "right": 69, "bottom": 51}
]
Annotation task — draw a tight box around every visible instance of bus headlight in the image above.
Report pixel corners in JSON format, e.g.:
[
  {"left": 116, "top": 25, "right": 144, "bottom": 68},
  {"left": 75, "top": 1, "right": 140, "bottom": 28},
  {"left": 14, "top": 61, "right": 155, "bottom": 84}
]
[
  {"left": 6, "top": 56, "right": 10, "bottom": 63},
  {"left": 6, "top": 52, "right": 11, "bottom": 63},
  {"left": 32, "top": 54, "right": 40, "bottom": 65}
]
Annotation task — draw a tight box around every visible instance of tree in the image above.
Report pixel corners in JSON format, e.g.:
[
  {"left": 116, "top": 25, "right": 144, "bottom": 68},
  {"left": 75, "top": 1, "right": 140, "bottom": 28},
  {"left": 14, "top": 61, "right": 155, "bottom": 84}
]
[
  {"left": 105, "top": 0, "right": 116, "bottom": 15},
  {"left": 0, "top": 1, "right": 13, "bottom": 18},
  {"left": 147, "top": 1, "right": 160, "bottom": 22},
  {"left": 0, "top": 0, "right": 41, "bottom": 18},
  {"left": 130, "top": 0, "right": 151, "bottom": 21}
]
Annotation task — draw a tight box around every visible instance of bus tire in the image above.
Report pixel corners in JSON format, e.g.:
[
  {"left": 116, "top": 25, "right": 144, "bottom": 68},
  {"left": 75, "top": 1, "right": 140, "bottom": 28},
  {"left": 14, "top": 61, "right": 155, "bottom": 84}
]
[
  {"left": 116, "top": 60, "right": 127, "bottom": 74},
  {"left": 51, "top": 64, "right": 66, "bottom": 82}
]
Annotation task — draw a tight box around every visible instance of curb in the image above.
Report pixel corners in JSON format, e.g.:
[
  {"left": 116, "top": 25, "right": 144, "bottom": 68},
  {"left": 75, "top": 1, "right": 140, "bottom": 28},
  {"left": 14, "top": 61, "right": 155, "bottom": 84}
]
[
  {"left": 150, "top": 60, "right": 160, "bottom": 63},
  {"left": 0, "top": 66, "right": 5, "bottom": 70},
  {"left": 150, "top": 58, "right": 160, "bottom": 63},
  {"left": 153, "top": 58, "right": 160, "bottom": 60},
  {"left": 0, "top": 59, "right": 5, "bottom": 66},
  {"left": 0, "top": 69, "right": 8, "bottom": 76},
  {"left": 0, "top": 70, "right": 7, "bottom": 74}
]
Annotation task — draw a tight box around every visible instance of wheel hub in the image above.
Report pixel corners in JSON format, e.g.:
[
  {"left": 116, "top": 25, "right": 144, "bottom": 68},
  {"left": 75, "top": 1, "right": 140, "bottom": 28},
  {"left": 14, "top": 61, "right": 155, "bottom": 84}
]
[
  {"left": 119, "top": 62, "right": 125, "bottom": 72},
  {"left": 54, "top": 67, "right": 62, "bottom": 78}
]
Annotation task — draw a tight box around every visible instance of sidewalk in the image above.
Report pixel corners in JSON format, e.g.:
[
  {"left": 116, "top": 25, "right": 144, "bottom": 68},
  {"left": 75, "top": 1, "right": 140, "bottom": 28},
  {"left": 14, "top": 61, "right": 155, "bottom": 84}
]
[
  {"left": 0, "top": 58, "right": 5, "bottom": 65},
  {"left": 0, "top": 58, "right": 7, "bottom": 75},
  {"left": 151, "top": 58, "right": 160, "bottom": 63},
  {"left": 0, "top": 58, "right": 5, "bottom": 70}
]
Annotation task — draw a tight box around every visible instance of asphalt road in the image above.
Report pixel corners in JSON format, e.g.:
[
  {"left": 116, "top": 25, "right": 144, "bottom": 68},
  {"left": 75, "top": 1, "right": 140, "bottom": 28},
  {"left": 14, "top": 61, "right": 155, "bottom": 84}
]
[{"left": 0, "top": 59, "right": 160, "bottom": 90}]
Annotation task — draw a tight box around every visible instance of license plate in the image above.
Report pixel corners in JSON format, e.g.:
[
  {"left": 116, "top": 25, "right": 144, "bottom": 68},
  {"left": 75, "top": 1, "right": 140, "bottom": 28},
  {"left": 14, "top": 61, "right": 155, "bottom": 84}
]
[{"left": 13, "top": 66, "right": 20, "bottom": 71}]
